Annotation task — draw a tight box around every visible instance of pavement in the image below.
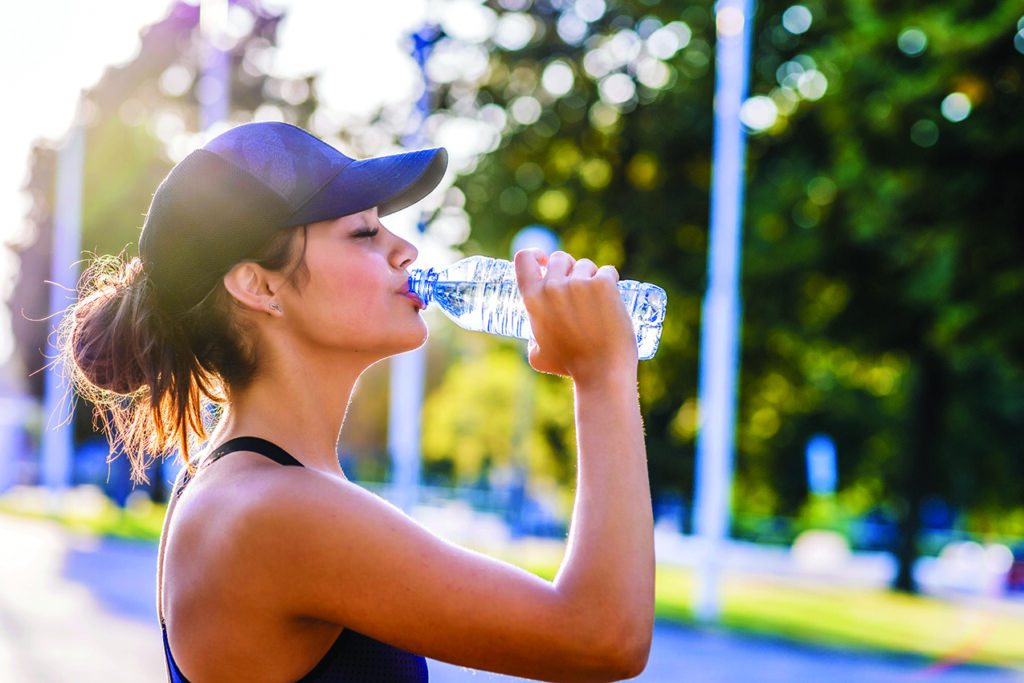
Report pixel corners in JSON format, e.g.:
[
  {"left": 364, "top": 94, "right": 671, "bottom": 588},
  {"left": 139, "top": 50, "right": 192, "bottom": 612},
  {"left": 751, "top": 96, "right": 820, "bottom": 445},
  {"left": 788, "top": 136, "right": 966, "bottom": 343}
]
[{"left": 2, "top": 512, "right": 1024, "bottom": 682}]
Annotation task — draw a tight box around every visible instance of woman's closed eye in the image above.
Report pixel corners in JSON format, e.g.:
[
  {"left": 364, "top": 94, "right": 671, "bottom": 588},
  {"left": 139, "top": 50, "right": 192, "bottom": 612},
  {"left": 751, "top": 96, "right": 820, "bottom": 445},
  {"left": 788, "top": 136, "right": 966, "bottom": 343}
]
[{"left": 353, "top": 227, "right": 379, "bottom": 239}]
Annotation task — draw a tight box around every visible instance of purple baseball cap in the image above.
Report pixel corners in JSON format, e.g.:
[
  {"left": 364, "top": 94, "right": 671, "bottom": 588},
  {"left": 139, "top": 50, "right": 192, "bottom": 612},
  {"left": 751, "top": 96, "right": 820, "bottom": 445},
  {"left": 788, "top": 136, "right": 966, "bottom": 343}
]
[{"left": 139, "top": 122, "right": 448, "bottom": 315}]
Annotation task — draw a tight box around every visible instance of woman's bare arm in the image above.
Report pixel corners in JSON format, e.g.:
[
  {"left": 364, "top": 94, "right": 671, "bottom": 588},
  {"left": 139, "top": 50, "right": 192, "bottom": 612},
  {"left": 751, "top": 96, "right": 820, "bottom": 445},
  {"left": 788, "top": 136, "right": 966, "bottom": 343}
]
[{"left": 213, "top": 250, "right": 654, "bottom": 682}]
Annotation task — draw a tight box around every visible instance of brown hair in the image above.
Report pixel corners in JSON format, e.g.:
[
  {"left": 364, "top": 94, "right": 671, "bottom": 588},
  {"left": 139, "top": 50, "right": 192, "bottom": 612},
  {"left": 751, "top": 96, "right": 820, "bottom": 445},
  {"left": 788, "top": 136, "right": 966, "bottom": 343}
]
[{"left": 59, "top": 226, "right": 308, "bottom": 483}]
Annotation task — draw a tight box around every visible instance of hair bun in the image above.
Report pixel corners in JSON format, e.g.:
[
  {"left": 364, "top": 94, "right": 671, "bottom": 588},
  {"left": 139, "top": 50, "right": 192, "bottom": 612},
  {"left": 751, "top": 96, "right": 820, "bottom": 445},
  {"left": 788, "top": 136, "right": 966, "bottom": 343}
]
[{"left": 68, "top": 257, "right": 154, "bottom": 396}]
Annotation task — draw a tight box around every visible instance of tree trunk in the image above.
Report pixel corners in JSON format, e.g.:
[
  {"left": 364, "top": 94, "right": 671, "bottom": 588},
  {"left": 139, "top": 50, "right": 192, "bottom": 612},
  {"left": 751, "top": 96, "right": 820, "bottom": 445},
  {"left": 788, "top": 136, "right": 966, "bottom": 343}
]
[{"left": 892, "top": 350, "right": 945, "bottom": 593}]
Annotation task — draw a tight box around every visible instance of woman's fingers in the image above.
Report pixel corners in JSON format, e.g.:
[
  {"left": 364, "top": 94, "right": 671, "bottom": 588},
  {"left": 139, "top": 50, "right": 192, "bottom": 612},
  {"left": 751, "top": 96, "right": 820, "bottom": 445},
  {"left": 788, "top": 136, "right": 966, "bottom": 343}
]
[
  {"left": 516, "top": 251, "right": 636, "bottom": 379},
  {"left": 514, "top": 249, "right": 547, "bottom": 298},
  {"left": 570, "top": 258, "right": 598, "bottom": 279},
  {"left": 545, "top": 251, "right": 575, "bottom": 279},
  {"left": 595, "top": 264, "right": 619, "bottom": 283}
]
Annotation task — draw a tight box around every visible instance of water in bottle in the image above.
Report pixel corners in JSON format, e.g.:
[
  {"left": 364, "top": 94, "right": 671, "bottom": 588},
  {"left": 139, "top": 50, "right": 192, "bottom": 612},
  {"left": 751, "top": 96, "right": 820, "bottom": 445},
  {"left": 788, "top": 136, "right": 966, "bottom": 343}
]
[{"left": 407, "top": 255, "right": 667, "bottom": 360}]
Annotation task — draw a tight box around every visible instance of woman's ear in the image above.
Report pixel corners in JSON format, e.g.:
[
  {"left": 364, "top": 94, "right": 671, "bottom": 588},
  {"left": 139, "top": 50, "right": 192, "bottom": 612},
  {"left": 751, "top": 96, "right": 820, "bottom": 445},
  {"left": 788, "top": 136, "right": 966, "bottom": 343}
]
[{"left": 223, "top": 262, "right": 280, "bottom": 315}]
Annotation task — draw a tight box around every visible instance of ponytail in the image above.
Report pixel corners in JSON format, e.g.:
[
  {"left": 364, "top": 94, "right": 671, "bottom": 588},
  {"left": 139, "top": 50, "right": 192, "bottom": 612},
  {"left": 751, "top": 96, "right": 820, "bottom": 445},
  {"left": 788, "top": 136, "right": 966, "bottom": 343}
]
[
  {"left": 60, "top": 226, "right": 307, "bottom": 483},
  {"left": 59, "top": 255, "right": 223, "bottom": 482}
]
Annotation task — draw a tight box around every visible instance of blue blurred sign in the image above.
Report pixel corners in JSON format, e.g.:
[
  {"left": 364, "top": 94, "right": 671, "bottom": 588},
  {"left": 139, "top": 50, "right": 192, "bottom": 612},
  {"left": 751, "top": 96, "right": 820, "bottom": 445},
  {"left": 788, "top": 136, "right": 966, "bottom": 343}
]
[
  {"left": 806, "top": 433, "right": 837, "bottom": 496},
  {"left": 511, "top": 225, "right": 559, "bottom": 257}
]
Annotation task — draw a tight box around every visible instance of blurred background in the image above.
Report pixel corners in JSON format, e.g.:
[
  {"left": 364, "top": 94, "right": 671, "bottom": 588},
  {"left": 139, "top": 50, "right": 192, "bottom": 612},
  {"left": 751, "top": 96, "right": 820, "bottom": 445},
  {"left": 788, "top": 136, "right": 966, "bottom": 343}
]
[{"left": 2, "top": 0, "right": 1024, "bottom": 680}]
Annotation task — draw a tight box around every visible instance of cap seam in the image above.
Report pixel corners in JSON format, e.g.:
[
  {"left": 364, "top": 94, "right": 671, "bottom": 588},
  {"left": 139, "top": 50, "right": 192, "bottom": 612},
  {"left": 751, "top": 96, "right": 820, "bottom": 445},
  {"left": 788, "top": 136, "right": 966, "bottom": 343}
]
[
  {"left": 283, "top": 162, "right": 351, "bottom": 225},
  {"left": 201, "top": 148, "right": 294, "bottom": 205}
]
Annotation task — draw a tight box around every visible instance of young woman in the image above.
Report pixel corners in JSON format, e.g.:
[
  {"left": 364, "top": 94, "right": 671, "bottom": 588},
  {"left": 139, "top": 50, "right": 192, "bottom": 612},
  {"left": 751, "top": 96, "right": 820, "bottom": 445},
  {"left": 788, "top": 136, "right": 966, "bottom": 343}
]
[{"left": 62, "top": 122, "right": 654, "bottom": 682}]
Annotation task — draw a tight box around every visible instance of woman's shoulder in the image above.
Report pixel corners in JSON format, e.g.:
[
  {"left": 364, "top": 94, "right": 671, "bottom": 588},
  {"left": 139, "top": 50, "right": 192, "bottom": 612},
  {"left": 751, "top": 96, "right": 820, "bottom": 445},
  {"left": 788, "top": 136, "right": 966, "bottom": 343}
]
[{"left": 172, "top": 453, "right": 386, "bottom": 557}]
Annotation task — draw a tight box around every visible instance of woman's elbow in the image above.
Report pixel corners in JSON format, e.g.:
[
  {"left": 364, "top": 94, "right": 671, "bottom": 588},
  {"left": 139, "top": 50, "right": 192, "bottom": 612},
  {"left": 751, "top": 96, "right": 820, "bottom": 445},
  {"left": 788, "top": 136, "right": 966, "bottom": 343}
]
[
  {"left": 586, "top": 620, "right": 653, "bottom": 681},
  {"left": 611, "top": 628, "right": 653, "bottom": 680}
]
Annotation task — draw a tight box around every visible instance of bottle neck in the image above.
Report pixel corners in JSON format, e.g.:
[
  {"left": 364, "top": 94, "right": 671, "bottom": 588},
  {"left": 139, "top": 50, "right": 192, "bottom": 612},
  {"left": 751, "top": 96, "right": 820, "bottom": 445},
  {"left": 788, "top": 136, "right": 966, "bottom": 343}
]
[{"left": 407, "top": 268, "right": 437, "bottom": 307}]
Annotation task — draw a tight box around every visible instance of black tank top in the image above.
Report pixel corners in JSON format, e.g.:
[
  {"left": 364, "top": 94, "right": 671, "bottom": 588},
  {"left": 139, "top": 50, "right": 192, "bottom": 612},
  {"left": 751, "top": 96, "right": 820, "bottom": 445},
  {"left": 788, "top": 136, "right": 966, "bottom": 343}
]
[{"left": 162, "top": 437, "right": 429, "bottom": 682}]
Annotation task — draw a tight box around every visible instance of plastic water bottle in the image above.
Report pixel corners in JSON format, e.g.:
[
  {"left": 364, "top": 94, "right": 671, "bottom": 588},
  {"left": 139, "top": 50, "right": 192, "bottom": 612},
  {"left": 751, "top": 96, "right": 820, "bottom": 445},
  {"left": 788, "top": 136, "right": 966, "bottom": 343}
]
[{"left": 408, "top": 255, "right": 667, "bottom": 360}]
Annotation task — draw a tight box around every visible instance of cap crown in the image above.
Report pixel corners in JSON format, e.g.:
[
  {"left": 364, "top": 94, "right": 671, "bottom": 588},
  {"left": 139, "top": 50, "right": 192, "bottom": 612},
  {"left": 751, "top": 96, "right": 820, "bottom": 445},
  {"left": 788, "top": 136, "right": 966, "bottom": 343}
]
[{"left": 139, "top": 122, "right": 446, "bottom": 315}]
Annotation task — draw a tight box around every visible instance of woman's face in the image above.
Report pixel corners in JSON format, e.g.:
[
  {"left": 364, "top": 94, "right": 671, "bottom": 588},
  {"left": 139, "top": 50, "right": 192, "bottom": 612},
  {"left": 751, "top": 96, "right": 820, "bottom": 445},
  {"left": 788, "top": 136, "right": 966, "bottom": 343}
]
[{"left": 275, "top": 207, "right": 427, "bottom": 360}]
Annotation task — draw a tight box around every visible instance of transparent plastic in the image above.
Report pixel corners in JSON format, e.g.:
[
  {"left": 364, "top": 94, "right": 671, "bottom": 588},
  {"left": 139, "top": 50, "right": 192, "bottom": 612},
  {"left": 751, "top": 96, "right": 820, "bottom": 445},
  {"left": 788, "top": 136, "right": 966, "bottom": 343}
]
[{"left": 408, "top": 255, "right": 667, "bottom": 360}]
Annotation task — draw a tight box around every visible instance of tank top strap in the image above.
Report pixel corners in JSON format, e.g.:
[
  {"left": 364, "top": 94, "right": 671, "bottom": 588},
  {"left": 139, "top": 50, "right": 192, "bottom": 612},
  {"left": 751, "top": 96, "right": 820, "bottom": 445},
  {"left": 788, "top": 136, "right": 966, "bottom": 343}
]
[
  {"left": 175, "top": 437, "right": 303, "bottom": 497},
  {"left": 206, "top": 436, "right": 304, "bottom": 468}
]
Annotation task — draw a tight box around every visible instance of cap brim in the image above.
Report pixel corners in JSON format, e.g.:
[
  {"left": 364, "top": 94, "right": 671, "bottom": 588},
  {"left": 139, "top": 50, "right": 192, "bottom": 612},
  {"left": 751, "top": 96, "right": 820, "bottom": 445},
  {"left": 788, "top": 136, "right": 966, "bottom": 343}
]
[{"left": 286, "top": 147, "right": 448, "bottom": 226}]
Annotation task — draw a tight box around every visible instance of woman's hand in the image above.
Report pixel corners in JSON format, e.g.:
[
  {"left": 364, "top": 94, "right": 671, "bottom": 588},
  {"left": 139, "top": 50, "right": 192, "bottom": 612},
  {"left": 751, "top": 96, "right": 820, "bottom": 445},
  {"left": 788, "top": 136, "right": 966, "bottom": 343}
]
[{"left": 514, "top": 249, "right": 638, "bottom": 384}]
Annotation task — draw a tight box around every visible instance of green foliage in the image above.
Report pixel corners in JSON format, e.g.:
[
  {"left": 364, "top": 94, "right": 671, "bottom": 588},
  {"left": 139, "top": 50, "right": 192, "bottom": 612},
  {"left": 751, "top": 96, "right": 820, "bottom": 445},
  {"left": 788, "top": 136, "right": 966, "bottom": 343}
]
[
  {"left": 421, "top": 344, "right": 575, "bottom": 489},
  {"left": 430, "top": 0, "right": 1024, "bottom": 563}
]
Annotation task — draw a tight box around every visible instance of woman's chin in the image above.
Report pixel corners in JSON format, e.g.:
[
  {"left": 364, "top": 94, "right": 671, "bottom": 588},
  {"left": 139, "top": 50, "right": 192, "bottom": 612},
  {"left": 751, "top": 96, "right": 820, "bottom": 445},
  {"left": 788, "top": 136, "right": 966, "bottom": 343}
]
[{"left": 388, "top": 323, "right": 429, "bottom": 356}]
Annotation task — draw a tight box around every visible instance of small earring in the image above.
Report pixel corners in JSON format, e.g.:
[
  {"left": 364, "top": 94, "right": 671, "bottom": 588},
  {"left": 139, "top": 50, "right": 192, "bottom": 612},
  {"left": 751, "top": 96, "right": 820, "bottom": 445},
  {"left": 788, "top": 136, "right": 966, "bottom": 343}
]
[{"left": 268, "top": 302, "right": 283, "bottom": 315}]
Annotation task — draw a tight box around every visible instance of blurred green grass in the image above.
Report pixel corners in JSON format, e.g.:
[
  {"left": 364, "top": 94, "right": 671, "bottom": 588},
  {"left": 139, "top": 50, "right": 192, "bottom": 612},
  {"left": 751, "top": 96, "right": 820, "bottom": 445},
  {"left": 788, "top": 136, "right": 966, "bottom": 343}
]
[
  {"left": 505, "top": 544, "right": 1024, "bottom": 671},
  {"left": 3, "top": 486, "right": 1024, "bottom": 671},
  {"left": 0, "top": 485, "right": 165, "bottom": 540}
]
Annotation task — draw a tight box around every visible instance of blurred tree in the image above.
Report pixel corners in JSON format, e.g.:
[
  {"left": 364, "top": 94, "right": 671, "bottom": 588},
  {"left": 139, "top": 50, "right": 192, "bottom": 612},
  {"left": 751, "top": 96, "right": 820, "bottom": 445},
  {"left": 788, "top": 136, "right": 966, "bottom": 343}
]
[
  {"left": 421, "top": 344, "right": 575, "bottom": 488},
  {"left": 742, "top": 0, "right": 1024, "bottom": 592},
  {"left": 430, "top": 0, "right": 1024, "bottom": 591},
  {"left": 7, "top": 0, "right": 317, "bottom": 487}
]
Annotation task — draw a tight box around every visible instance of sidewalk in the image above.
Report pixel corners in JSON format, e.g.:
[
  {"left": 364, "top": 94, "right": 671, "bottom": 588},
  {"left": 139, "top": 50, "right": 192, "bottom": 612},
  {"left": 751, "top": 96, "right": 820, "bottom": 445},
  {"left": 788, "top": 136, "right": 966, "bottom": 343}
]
[{"left": 2, "top": 513, "right": 1022, "bottom": 682}]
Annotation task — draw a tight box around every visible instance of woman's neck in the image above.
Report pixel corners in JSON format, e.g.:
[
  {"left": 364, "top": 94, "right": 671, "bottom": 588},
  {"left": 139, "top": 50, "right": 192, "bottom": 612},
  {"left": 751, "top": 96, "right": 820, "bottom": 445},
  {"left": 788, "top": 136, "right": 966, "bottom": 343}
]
[{"left": 213, "top": 353, "right": 368, "bottom": 476}]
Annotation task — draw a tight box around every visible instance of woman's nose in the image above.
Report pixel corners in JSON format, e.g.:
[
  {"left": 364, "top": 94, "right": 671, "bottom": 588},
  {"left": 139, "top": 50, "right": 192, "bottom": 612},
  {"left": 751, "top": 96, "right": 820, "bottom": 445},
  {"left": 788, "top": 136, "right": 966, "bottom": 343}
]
[{"left": 392, "top": 233, "right": 418, "bottom": 270}]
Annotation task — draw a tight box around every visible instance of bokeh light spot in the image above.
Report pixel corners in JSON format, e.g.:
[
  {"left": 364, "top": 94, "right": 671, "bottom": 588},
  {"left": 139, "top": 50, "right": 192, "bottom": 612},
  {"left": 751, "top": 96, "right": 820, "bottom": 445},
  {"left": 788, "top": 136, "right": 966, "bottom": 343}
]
[
  {"left": 534, "top": 188, "right": 574, "bottom": 223},
  {"left": 635, "top": 58, "right": 671, "bottom": 89},
  {"left": 579, "top": 158, "right": 612, "bottom": 190},
  {"left": 440, "top": 0, "right": 497, "bottom": 44},
  {"left": 910, "top": 119, "right": 939, "bottom": 147},
  {"left": 542, "top": 60, "right": 575, "bottom": 96},
  {"left": 583, "top": 47, "right": 614, "bottom": 80},
  {"left": 609, "top": 29, "right": 643, "bottom": 65},
  {"left": 716, "top": 6, "right": 745, "bottom": 38},
  {"left": 807, "top": 176, "right": 837, "bottom": 205},
  {"left": 589, "top": 101, "right": 620, "bottom": 129},
  {"left": 598, "top": 73, "right": 636, "bottom": 105},
  {"left": 626, "top": 152, "right": 659, "bottom": 190},
  {"left": 426, "top": 41, "right": 490, "bottom": 84},
  {"left": 646, "top": 22, "right": 691, "bottom": 59},
  {"left": 510, "top": 96, "right": 542, "bottom": 124},
  {"left": 797, "top": 70, "right": 828, "bottom": 100},
  {"left": 898, "top": 28, "right": 927, "bottom": 56},
  {"left": 782, "top": 5, "right": 812, "bottom": 35},
  {"left": 278, "top": 79, "right": 309, "bottom": 106},
  {"left": 740, "top": 95, "right": 778, "bottom": 132},
  {"left": 636, "top": 17, "right": 663, "bottom": 40},
  {"left": 574, "top": 0, "right": 606, "bottom": 24},
  {"left": 1015, "top": 30, "right": 1024, "bottom": 55},
  {"left": 941, "top": 92, "right": 972, "bottom": 122},
  {"left": 771, "top": 87, "right": 800, "bottom": 115},
  {"left": 494, "top": 12, "right": 536, "bottom": 50},
  {"left": 159, "top": 65, "right": 194, "bottom": 97},
  {"left": 557, "top": 12, "right": 588, "bottom": 45}
]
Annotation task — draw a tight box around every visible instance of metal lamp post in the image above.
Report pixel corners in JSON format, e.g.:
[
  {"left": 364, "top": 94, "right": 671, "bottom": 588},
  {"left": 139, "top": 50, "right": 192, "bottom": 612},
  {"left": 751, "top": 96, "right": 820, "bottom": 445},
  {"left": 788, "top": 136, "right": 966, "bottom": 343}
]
[{"left": 692, "top": 0, "right": 755, "bottom": 622}]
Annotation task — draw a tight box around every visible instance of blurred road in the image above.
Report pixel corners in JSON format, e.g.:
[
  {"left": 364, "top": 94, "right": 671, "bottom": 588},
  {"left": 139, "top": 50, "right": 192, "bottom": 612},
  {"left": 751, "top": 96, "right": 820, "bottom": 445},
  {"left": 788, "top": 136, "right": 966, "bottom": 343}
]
[{"left": 2, "top": 513, "right": 1022, "bottom": 682}]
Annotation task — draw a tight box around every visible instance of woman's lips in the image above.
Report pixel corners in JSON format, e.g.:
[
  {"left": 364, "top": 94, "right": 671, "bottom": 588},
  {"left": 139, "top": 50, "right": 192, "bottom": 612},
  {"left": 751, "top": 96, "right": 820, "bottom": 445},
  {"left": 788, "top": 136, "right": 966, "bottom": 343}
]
[{"left": 402, "top": 290, "right": 426, "bottom": 310}]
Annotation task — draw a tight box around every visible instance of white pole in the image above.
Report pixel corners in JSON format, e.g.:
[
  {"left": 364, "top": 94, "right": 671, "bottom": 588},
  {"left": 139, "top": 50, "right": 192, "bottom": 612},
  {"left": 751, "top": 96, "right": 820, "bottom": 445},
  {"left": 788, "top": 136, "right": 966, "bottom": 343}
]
[
  {"left": 388, "top": 348, "right": 425, "bottom": 512},
  {"left": 41, "top": 98, "right": 86, "bottom": 507},
  {"left": 692, "top": 0, "right": 754, "bottom": 622}
]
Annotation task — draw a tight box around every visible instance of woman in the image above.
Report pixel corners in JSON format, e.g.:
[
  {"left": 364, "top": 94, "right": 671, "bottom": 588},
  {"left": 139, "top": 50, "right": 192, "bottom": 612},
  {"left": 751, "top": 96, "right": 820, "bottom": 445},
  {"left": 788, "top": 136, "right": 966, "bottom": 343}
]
[{"left": 62, "top": 122, "right": 654, "bottom": 682}]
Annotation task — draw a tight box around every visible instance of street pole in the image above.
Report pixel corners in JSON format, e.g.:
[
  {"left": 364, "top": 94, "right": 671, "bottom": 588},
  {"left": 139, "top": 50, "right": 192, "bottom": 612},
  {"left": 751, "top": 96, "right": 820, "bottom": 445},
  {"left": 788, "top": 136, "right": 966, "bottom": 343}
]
[
  {"left": 41, "top": 96, "right": 86, "bottom": 508},
  {"left": 692, "top": 0, "right": 754, "bottom": 622}
]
